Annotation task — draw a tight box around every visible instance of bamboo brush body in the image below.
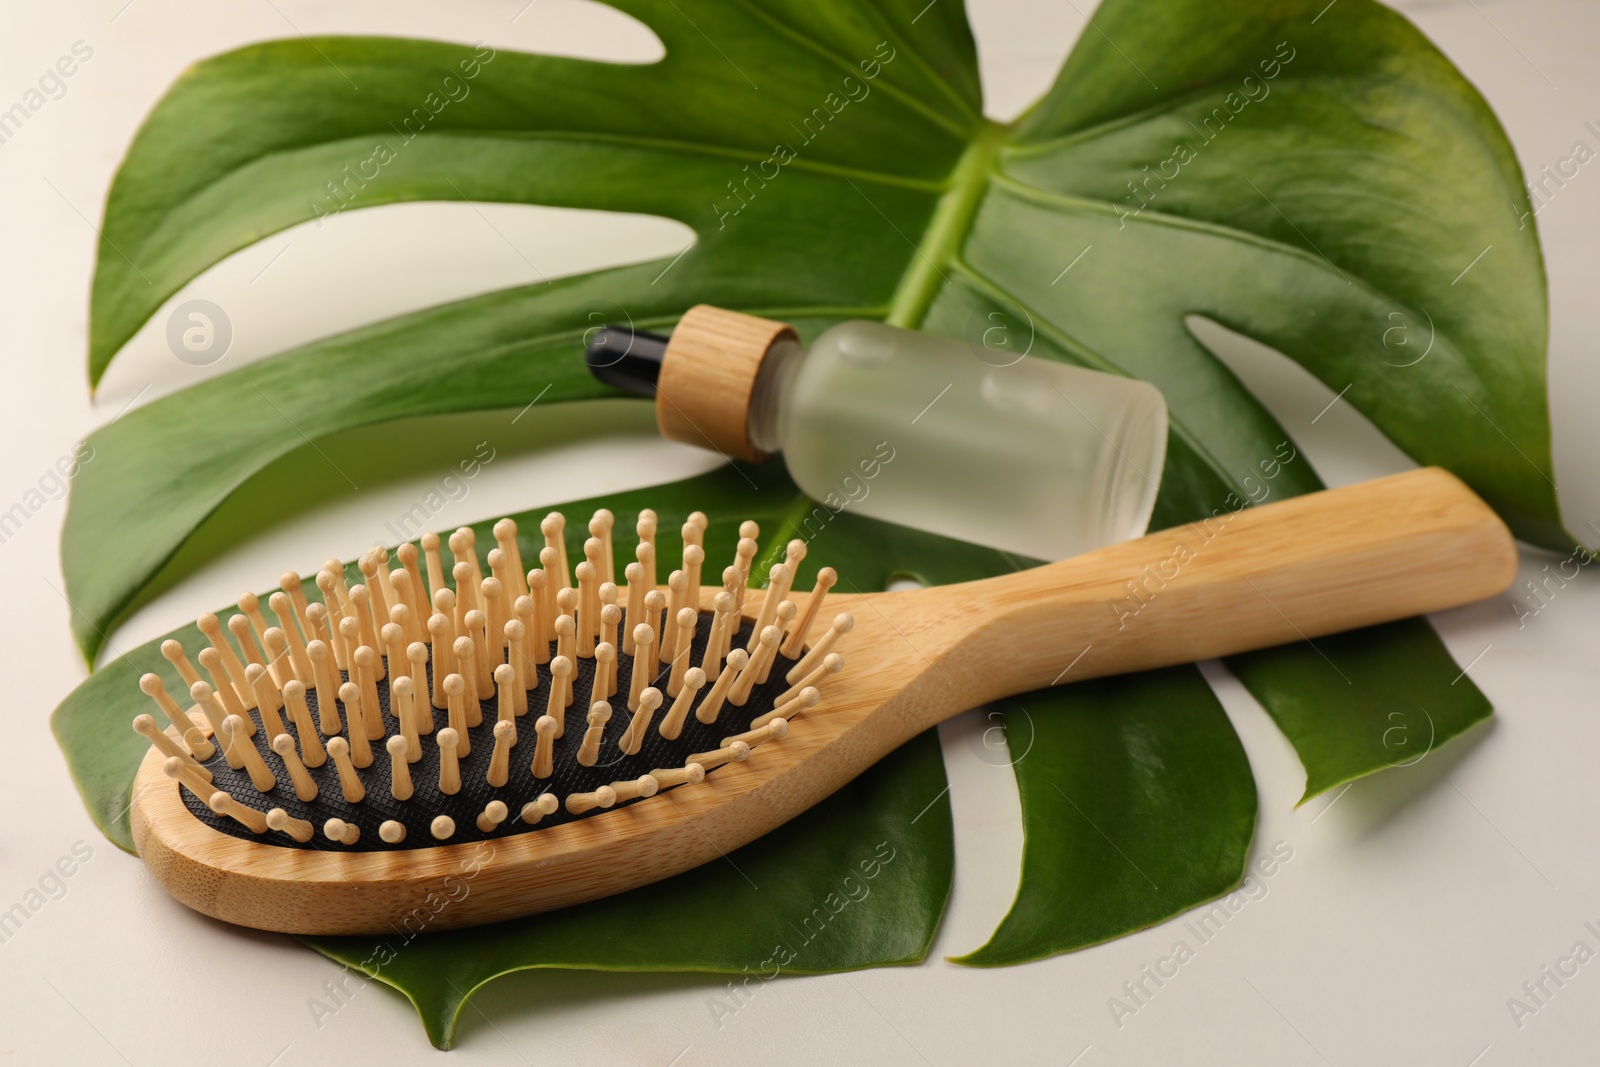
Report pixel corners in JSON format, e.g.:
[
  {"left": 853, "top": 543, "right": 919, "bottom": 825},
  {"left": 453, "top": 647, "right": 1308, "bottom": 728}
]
[{"left": 130, "top": 468, "right": 1515, "bottom": 934}]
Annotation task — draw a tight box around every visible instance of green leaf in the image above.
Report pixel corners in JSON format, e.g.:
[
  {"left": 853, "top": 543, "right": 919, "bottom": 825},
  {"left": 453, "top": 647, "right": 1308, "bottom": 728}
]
[
  {"left": 57, "top": 0, "right": 1546, "bottom": 1035},
  {"left": 1226, "top": 618, "right": 1493, "bottom": 802},
  {"left": 304, "top": 731, "right": 950, "bottom": 1049},
  {"left": 987, "top": 0, "right": 1557, "bottom": 546},
  {"left": 69, "top": 0, "right": 1564, "bottom": 659},
  {"left": 955, "top": 667, "right": 1257, "bottom": 967}
]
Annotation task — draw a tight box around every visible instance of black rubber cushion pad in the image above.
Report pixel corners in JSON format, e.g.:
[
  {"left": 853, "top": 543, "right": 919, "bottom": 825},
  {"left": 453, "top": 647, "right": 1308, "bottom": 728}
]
[{"left": 182, "top": 614, "right": 801, "bottom": 850}]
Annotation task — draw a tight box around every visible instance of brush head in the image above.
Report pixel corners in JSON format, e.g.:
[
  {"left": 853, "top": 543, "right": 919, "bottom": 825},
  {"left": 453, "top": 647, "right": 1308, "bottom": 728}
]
[
  {"left": 133, "top": 510, "right": 845, "bottom": 863},
  {"left": 182, "top": 611, "right": 800, "bottom": 850}
]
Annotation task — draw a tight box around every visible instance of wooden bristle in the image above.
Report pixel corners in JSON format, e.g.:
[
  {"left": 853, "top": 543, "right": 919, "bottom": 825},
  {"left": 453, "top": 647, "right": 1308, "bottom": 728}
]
[
  {"left": 659, "top": 667, "right": 706, "bottom": 741},
  {"left": 622, "top": 562, "right": 645, "bottom": 655},
  {"left": 589, "top": 643, "right": 615, "bottom": 711},
  {"left": 197, "top": 612, "right": 253, "bottom": 710},
  {"left": 537, "top": 550, "right": 560, "bottom": 637},
  {"left": 269, "top": 591, "right": 313, "bottom": 680},
  {"left": 590, "top": 509, "right": 615, "bottom": 586},
  {"left": 348, "top": 586, "right": 383, "bottom": 680},
  {"left": 450, "top": 526, "right": 483, "bottom": 585},
  {"left": 262, "top": 627, "right": 293, "bottom": 688},
  {"left": 748, "top": 564, "right": 790, "bottom": 652},
  {"left": 380, "top": 820, "right": 407, "bottom": 844},
  {"left": 405, "top": 644, "right": 432, "bottom": 732},
  {"left": 484, "top": 574, "right": 511, "bottom": 667},
  {"left": 649, "top": 763, "right": 707, "bottom": 789},
  {"left": 786, "top": 613, "right": 855, "bottom": 684},
  {"left": 721, "top": 717, "right": 789, "bottom": 750},
  {"left": 729, "top": 626, "right": 782, "bottom": 707},
  {"left": 464, "top": 607, "right": 493, "bottom": 693},
  {"left": 549, "top": 656, "right": 573, "bottom": 727},
  {"left": 281, "top": 680, "right": 326, "bottom": 767},
  {"left": 392, "top": 675, "right": 421, "bottom": 762},
  {"left": 778, "top": 652, "right": 842, "bottom": 707},
  {"left": 494, "top": 662, "right": 516, "bottom": 726},
  {"left": 636, "top": 509, "right": 658, "bottom": 588},
  {"left": 224, "top": 716, "right": 270, "bottom": 793},
  {"left": 553, "top": 610, "right": 575, "bottom": 667},
  {"left": 397, "top": 542, "right": 431, "bottom": 638},
  {"left": 305, "top": 601, "right": 332, "bottom": 654},
  {"left": 565, "top": 786, "right": 616, "bottom": 815},
  {"left": 245, "top": 664, "right": 286, "bottom": 741},
  {"left": 428, "top": 613, "right": 455, "bottom": 710},
  {"left": 443, "top": 673, "right": 471, "bottom": 756},
  {"left": 271, "top": 734, "right": 319, "bottom": 802},
  {"left": 541, "top": 513, "right": 570, "bottom": 592},
  {"left": 138, "top": 673, "right": 213, "bottom": 760},
  {"left": 437, "top": 728, "right": 462, "bottom": 795},
  {"left": 505, "top": 618, "right": 533, "bottom": 714},
  {"left": 238, "top": 592, "right": 271, "bottom": 651},
  {"left": 575, "top": 560, "right": 598, "bottom": 658},
  {"left": 188, "top": 681, "right": 233, "bottom": 755},
  {"left": 702, "top": 591, "right": 735, "bottom": 683},
  {"left": 477, "top": 800, "right": 509, "bottom": 833},
  {"left": 618, "top": 686, "right": 663, "bottom": 757},
  {"left": 520, "top": 793, "right": 559, "bottom": 825},
  {"left": 667, "top": 606, "right": 696, "bottom": 695},
  {"left": 314, "top": 572, "right": 349, "bottom": 669},
  {"left": 161, "top": 639, "right": 202, "bottom": 691},
  {"left": 198, "top": 646, "right": 248, "bottom": 725},
  {"left": 609, "top": 775, "right": 658, "bottom": 803},
  {"left": 761, "top": 601, "right": 797, "bottom": 683},
  {"left": 306, "top": 639, "right": 342, "bottom": 735},
  {"left": 430, "top": 815, "right": 456, "bottom": 841},
  {"left": 487, "top": 719, "right": 515, "bottom": 788},
  {"left": 226, "top": 612, "right": 267, "bottom": 673},
  {"left": 732, "top": 537, "right": 758, "bottom": 612},
  {"left": 577, "top": 701, "right": 611, "bottom": 767},
  {"left": 660, "top": 570, "right": 687, "bottom": 666},
  {"left": 382, "top": 621, "right": 408, "bottom": 685},
  {"left": 337, "top": 682, "right": 373, "bottom": 768},
  {"left": 325, "top": 818, "right": 360, "bottom": 846},
  {"left": 781, "top": 566, "right": 835, "bottom": 657},
  {"left": 531, "top": 715, "right": 557, "bottom": 779},
  {"left": 163, "top": 755, "right": 215, "bottom": 802},
  {"left": 453, "top": 635, "right": 482, "bottom": 707},
  {"left": 210, "top": 790, "right": 267, "bottom": 834},
  {"left": 696, "top": 648, "right": 748, "bottom": 725},
  {"left": 387, "top": 736, "right": 414, "bottom": 801},
  {"left": 325, "top": 737, "right": 366, "bottom": 803},
  {"left": 133, "top": 715, "right": 210, "bottom": 779},
  {"left": 685, "top": 740, "right": 751, "bottom": 771},
  {"left": 627, "top": 624, "right": 655, "bottom": 712},
  {"left": 494, "top": 519, "right": 528, "bottom": 599},
  {"left": 755, "top": 686, "right": 819, "bottom": 730},
  {"left": 266, "top": 808, "right": 314, "bottom": 843}
]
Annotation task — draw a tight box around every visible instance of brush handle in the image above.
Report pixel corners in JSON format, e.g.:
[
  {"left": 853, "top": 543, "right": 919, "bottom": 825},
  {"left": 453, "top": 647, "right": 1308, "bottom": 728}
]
[{"left": 915, "top": 467, "right": 1517, "bottom": 708}]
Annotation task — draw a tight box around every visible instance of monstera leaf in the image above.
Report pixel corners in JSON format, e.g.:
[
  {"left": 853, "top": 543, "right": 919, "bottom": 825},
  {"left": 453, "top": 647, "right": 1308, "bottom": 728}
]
[{"left": 56, "top": 0, "right": 1552, "bottom": 1047}]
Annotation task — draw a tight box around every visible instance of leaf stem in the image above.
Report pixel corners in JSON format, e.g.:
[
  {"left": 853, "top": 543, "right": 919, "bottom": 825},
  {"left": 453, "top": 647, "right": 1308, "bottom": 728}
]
[{"left": 885, "top": 120, "right": 1007, "bottom": 329}]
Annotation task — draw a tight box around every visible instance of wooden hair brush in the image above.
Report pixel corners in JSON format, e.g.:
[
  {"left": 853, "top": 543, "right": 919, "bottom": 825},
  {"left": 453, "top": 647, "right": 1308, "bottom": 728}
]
[{"left": 128, "top": 467, "right": 1515, "bottom": 934}]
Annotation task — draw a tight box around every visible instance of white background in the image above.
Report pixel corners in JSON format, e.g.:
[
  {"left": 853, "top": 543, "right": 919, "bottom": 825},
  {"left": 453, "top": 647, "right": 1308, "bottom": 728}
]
[{"left": 3, "top": 0, "right": 1599, "bottom": 1063}]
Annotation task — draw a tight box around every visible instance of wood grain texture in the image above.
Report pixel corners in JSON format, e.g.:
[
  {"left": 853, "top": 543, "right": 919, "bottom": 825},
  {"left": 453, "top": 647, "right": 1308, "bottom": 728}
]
[
  {"left": 130, "top": 468, "right": 1515, "bottom": 934},
  {"left": 654, "top": 304, "right": 794, "bottom": 461}
]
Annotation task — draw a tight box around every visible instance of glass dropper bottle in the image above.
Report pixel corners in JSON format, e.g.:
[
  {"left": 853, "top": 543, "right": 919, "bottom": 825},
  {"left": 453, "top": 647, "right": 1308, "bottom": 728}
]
[{"left": 585, "top": 306, "right": 1167, "bottom": 562}]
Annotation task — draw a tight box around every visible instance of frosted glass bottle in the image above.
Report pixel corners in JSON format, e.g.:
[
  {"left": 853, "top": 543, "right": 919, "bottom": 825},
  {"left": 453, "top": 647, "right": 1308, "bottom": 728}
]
[{"left": 585, "top": 306, "right": 1167, "bottom": 562}]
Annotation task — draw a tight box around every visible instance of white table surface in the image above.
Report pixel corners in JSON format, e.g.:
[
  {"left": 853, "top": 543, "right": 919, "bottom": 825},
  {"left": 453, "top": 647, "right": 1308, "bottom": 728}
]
[{"left": 4, "top": 0, "right": 1599, "bottom": 1063}]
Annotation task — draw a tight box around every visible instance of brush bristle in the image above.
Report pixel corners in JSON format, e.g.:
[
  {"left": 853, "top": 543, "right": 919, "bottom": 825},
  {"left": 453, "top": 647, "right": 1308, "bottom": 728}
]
[{"left": 138, "top": 510, "right": 848, "bottom": 851}]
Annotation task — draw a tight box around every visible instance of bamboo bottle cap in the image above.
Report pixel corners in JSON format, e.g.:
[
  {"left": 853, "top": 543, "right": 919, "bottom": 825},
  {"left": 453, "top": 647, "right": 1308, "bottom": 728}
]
[{"left": 654, "top": 305, "right": 796, "bottom": 462}]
